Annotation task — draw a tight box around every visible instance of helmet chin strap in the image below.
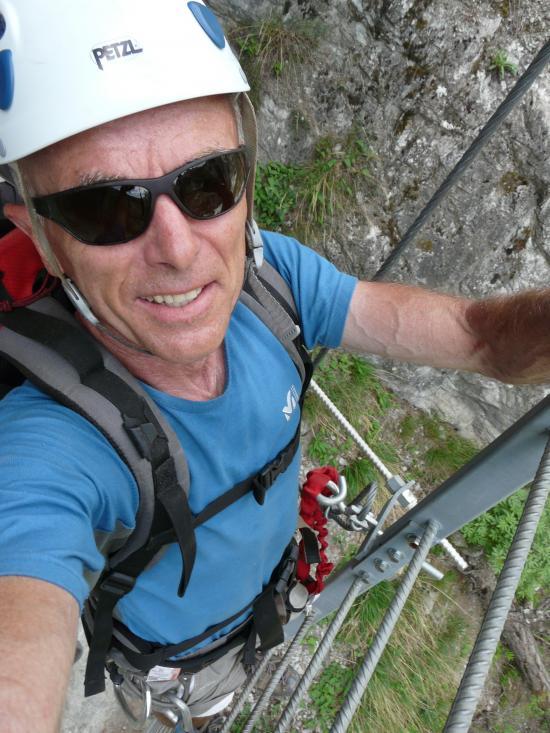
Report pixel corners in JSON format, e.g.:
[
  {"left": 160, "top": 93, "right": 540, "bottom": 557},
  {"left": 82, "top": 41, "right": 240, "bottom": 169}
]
[
  {"left": 246, "top": 219, "right": 263, "bottom": 268},
  {"left": 61, "top": 276, "right": 153, "bottom": 355},
  {"left": 62, "top": 217, "right": 264, "bottom": 357}
]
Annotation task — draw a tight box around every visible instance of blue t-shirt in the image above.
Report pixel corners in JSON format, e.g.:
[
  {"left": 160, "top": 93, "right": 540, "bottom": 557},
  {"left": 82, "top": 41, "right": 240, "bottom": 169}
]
[{"left": 0, "top": 231, "right": 357, "bottom": 653}]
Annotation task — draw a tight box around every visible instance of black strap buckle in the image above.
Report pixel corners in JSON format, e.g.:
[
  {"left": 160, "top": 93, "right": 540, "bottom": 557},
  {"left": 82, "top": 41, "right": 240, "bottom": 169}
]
[
  {"left": 252, "top": 456, "right": 284, "bottom": 505},
  {"left": 99, "top": 571, "right": 136, "bottom": 598}
]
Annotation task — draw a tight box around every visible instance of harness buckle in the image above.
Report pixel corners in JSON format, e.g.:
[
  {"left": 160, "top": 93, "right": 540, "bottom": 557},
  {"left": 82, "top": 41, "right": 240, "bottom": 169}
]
[
  {"left": 252, "top": 455, "right": 284, "bottom": 505},
  {"left": 99, "top": 571, "right": 136, "bottom": 598}
]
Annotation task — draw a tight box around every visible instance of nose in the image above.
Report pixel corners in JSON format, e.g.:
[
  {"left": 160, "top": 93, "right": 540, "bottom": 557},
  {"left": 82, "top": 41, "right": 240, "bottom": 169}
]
[{"left": 141, "top": 195, "right": 200, "bottom": 269}]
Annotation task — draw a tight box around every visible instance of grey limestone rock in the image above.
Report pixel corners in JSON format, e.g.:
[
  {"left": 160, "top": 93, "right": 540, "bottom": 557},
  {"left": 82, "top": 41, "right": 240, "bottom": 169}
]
[{"left": 217, "top": 0, "right": 550, "bottom": 444}]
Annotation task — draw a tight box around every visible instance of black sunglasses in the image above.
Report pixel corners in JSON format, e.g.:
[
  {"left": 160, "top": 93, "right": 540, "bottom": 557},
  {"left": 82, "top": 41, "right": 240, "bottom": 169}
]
[{"left": 31, "top": 147, "right": 249, "bottom": 246}]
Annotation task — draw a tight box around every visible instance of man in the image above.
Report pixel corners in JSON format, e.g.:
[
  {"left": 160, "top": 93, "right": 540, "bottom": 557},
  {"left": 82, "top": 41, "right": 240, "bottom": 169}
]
[{"left": 0, "top": 3, "right": 547, "bottom": 732}]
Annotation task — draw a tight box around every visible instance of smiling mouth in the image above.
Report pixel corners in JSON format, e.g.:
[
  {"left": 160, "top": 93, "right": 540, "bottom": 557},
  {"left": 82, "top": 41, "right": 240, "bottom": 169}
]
[{"left": 141, "top": 288, "right": 203, "bottom": 308}]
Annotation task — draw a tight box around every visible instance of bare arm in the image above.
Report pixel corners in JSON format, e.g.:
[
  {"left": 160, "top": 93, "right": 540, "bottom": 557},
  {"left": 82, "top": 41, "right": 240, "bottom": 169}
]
[
  {"left": 342, "top": 281, "right": 550, "bottom": 384},
  {"left": 0, "top": 577, "right": 79, "bottom": 733}
]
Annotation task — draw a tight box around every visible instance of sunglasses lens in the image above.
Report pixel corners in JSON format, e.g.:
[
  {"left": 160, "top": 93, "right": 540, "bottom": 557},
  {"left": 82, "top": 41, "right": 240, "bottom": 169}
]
[
  {"left": 50, "top": 185, "right": 151, "bottom": 245},
  {"left": 33, "top": 149, "right": 248, "bottom": 245},
  {"left": 174, "top": 151, "right": 247, "bottom": 220}
]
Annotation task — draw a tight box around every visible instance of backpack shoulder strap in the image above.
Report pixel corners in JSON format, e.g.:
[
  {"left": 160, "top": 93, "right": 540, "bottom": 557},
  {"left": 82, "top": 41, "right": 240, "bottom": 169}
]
[
  {"left": 0, "top": 297, "right": 195, "bottom": 694},
  {"left": 239, "top": 259, "right": 312, "bottom": 393}
]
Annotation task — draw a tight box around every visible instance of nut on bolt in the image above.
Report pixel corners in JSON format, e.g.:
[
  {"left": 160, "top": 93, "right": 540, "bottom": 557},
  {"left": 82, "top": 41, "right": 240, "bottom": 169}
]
[
  {"left": 388, "top": 548, "right": 403, "bottom": 563},
  {"left": 374, "top": 558, "right": 389, "bottom": 573}
]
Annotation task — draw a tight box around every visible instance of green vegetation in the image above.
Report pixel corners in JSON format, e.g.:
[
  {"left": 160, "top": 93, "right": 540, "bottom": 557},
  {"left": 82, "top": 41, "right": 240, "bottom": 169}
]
[
  {"left": 399, "top": 412, "right": 478, "bottom": 486},
  {"left": 462, "top": 486, "right": 550, "bottom": 604},
  {"left": 485, "top": 694, "right": 548, "bottom": 733},
  {"left": 305, "top": 662, "right": 356, "bottom": 730},
  {"left": 304, "top": 353, "right": 397, "bottom": 498},
  {"left": 229, "top": 14, "right": 323, "bottom": 105},
  {"left": 254, "top": 160, "right": 299, "bottom": 232},
  {"left": 305, "top": 577, "right": 475, "bottom": 733},
  {"left": 489, "top": 49, "right": 518, "bottom": 80},
  {"left": 254, "top": 134, "right": 373, "bottom": 240},
  {"left": 228, "top": 12, "right": 372, "bottom": 241}
]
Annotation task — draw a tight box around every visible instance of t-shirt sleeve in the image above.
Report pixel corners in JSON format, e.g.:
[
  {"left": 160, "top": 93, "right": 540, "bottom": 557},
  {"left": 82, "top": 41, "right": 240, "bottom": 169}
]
[
  {"left": 260, "top": 230, "right": 358, "bottom": 349},
  {"left": 0, "top": 383, "right": 138, "bottom": 609}
]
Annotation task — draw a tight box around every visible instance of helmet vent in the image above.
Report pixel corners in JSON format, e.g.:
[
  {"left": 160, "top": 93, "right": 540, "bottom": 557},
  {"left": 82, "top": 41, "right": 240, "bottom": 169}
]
[
  {"left": 0, "top": 49, "right": 14, "bottom": 111},
  {"left": 188, "top": 2, "right": 226, "bottom": 50}
]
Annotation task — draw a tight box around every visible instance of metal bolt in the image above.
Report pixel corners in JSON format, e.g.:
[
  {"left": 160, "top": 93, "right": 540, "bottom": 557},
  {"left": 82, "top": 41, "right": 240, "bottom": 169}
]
[
  {"left": 374, "top": 558, "right": 389, "bottom": 573},
  {"left": 387, "top": 548, "right": 403, "bottom": 563},
  {"left": 407, "top": 534, "right": 421, "bottom": 548}
]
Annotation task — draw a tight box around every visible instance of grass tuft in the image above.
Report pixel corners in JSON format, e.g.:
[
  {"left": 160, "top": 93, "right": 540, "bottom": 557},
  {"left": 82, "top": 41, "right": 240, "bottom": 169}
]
[
  {"left": 489, "top": 49, "right": 518, "bottom": 80},
  {"left": 254, "top": 134, "right": 373, "bottom": 240},
  {"left": 229, "top": 14, "right": 323, "bottom": 106},
  {"left": 304, "top": 578, "right": 476, "bottom": 733}
]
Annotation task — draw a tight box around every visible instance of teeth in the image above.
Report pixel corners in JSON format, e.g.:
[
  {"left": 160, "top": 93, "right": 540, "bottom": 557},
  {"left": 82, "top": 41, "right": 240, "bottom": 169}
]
[{"left": 144, "top": 288, "right": 202, "bottom": 307}]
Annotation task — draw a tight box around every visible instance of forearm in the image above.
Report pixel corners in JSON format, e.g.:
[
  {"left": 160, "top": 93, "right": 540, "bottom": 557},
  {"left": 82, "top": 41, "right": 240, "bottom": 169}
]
[
  {"left": 0, "top": 577, "right": 79, "bottom": 733},
  {"left": 343, "top": 282, "right": 477, "bottom": 370},
  {"left": 343, "top": 282, "right": 550, "bottom": 384}
]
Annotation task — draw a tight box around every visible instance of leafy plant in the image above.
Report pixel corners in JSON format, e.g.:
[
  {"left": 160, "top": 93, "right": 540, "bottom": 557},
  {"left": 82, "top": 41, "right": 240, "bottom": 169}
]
[
  {"left": 254, "top": 161, "right": 299, "bottom": 231},
  {"left": 462, "top": 487, "right": 549, "bottom": 604},
  {"left": 306, "top": 662, "right": 356, "bottom": 731},
  {"left": 308, "top": 429, "right": 351, "bottom": 466},
  {"left": 254, "top": 134, "right": 373, "bottom": 240},
  {"left": 489, "top": 50, "right": 518, "bottom": 80}
]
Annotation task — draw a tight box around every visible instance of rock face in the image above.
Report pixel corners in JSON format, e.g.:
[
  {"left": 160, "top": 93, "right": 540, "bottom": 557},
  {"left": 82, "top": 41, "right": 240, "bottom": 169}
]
[{"left": 213, "top": 0, "right": 550, "bottom": 444}]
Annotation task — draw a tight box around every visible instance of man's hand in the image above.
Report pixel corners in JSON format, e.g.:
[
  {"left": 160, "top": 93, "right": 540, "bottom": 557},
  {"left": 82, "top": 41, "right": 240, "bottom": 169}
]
[
  {"left": 342, "top": 281, "right": 550, "bottom": 385},
  {"left": 0, "top": 577, "right": 79, "bottom": 733}
]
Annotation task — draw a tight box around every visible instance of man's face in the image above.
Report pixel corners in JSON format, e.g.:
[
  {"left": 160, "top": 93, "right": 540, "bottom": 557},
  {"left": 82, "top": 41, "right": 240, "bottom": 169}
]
[{"left": 22, "top": 97, "right": 248, "bottom": 366}]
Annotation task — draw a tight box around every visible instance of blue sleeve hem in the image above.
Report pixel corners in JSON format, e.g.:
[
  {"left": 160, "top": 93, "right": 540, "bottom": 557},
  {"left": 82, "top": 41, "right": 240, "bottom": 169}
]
[
  {"left": 0, "top": 558, "right": 89, "bottom": 610},
  {"left": 260, "top": 230, "right": 358, "bottom": 349},
  {"left": 323, "top": 273, "right": 358, "bottom": 349}
]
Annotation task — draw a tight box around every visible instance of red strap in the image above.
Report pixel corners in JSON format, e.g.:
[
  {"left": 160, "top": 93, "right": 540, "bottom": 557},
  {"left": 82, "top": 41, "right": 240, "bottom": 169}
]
[
  {"left": 297, "top": 466, "right": 338, "bottom": 594},
  {"left": 0, "top": 228, "right": 58, "bottom": 310}
]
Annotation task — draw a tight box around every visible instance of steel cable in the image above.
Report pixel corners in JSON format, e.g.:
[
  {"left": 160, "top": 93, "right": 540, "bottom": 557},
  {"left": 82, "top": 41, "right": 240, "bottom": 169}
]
[
  {"left": 240, "top": 609, "right": 315, "bottom": 733},
  {"left": 312, "top": 38, "right": 550, "bottom": 372},
  {"left": 311, "top": 378, "right": 392, "bottom": 479},
  {"left": 329, "top": 520, "right": 440, "bottom": 733},
  {"left": 442, "top": 436, "right": 550, "bottom": 733},
  {"left": 273, "top": 576, "right": 366, "bottom": 733},
  {"left": 374, "top": 39, "right": 550, "bottom": 280},
  {"left": 312, "top": 378, "right": 467, "bottom": 569},
  {"left": 218, "top": 649, "right": 275, "bottom": 733}
]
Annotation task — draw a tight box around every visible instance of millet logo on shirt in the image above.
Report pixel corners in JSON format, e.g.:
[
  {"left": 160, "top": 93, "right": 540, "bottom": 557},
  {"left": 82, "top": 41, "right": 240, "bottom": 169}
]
[
  {"left": 92, "top": 40, "right": 143, "bottom": 71},
  {"left": 282, "top": 385, "right": 300, "bottom": 422}
]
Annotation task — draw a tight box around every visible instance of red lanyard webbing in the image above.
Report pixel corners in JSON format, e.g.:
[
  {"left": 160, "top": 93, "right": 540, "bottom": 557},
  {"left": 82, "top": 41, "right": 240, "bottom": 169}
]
[{"left": 297, "top": 466, "right": 337, "bottom": 594}]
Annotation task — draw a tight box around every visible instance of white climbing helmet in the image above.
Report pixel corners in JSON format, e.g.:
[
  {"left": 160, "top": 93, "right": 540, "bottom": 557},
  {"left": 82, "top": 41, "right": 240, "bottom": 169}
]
[
  {"left": 0, "top": 0, "right": 251, "bottom": 163},
  {"left": 0, "top": 0, "right": 265, "bottom": 329}
]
